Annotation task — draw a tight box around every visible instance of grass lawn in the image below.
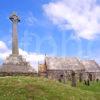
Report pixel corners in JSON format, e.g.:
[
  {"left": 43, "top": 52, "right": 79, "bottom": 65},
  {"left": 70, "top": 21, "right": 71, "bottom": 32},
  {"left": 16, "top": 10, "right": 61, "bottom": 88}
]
[{"left": 0, "top": 76, "right": 99, "bottom": 100}]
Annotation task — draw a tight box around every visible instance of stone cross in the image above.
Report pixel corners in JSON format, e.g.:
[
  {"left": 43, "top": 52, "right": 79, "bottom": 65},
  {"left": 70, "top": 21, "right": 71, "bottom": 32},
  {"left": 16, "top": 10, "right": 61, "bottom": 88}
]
[{"left": 9, "top": 12, "right": 20, "bottom": 56}]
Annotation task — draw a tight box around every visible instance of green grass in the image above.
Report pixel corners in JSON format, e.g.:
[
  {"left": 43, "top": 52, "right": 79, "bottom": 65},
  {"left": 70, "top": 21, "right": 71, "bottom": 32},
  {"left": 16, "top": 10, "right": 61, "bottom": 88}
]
[
  {"left": 78, "top": 81, "right": 100, "bottom": 93},
  {"left": 0, "top": 76, "right": 99, "bottom": 100}
]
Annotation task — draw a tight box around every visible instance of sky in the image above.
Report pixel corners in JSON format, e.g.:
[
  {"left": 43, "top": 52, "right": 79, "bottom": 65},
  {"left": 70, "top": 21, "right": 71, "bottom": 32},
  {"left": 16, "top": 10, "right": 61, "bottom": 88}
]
[{"left": 0, "top": 0, "right": 100, "bottom": 71}]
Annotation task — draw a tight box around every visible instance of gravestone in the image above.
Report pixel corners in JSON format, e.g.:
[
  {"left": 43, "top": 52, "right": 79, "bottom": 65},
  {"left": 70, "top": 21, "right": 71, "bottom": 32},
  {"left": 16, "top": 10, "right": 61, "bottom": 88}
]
[{"left": 71, "top": 71, "right": 76, "bottom": 87}]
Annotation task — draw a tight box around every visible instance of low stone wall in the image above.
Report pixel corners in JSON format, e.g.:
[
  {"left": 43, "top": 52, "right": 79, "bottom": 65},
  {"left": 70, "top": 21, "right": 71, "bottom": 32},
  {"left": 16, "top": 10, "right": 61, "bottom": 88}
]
[{"left": 0, "top": 72, "right": 37, "bottom": 77}]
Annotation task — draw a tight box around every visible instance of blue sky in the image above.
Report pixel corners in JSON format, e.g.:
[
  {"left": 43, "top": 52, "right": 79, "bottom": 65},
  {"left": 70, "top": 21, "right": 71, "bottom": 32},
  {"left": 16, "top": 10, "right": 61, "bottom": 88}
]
[{"left": 0, "top": 0, "right": 100, "bottom": 65}]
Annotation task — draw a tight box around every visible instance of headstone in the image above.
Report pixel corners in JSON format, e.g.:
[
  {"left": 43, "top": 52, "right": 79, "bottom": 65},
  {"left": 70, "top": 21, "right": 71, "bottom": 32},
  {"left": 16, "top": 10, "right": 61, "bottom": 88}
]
[
  {"left": 79, "top": 73, "right": 83, "bottom": 82},
  {"left": 58, "top": 75, "right": 65, "bottom": 83},
  {"left": 71, "top": 71, "right": 76, "bottom": 87},
  {"left": 96, "top": 78, "right": 99, "bottom": 82}
]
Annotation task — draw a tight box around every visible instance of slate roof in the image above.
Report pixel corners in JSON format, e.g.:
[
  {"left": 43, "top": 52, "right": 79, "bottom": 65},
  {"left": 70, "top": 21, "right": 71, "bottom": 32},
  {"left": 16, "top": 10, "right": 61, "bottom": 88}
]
[
  {"left": 46, "top": 57, "right": 85, "bottom": 71},
  {"left": 81, "top": 60, "right": 100, "bottom": 73}
]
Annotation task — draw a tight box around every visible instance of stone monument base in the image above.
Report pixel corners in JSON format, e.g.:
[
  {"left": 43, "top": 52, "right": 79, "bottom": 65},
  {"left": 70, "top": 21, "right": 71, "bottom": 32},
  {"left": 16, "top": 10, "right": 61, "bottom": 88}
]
[{"left": 0, "top": 55, "right": 36, "bottom": 76}]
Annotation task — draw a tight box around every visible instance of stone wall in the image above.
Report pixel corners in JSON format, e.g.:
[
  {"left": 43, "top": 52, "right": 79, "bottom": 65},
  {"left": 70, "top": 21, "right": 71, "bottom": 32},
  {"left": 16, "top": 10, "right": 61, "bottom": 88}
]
[
  {"left": 47, "top": 70, "right": 84, "bottom": 82},
  {"left": 0, "top": 72, "right": 37, "bottom": 77}
]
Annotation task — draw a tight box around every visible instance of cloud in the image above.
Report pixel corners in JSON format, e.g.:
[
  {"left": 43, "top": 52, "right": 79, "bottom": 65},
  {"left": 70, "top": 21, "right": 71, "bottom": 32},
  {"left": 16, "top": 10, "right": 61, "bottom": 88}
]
[
  {"left": 43, "top": 0, "right": 100, "bottom": 40},
  {"left": 0, "top": 41, "right": 45, "bottom": 72},
  {"left": 0, "top": 41, "right": 11, "bottom": 60},
  {"left": 25, "top": 12, "right": 37, "bottom": 26},
  {"left": 19, "top": 49, "right": 45, "bottom": 71}
]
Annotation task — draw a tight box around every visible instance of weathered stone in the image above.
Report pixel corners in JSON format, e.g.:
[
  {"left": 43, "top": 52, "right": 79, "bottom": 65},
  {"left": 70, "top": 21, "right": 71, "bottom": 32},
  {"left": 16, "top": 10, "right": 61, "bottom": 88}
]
[
  {"left": 71, "top": 71, "right": 76, "bottom": 87},
  {"left": 81, "top": 60, "right": 100, "bottom": 80},
  {"left": 38, "top": 56, "right": 85, "bottom": 81},
  {"left": 0, "top": 12, "right": 35, "bottom": 75},
  {"left": 38, "top": 56, "right": 100, "bottom": 83},
  {"left": 79, "top": 72, "right": 83, "bottom": 82},
  {"left": 9, "top": 12, "right": 20, "bottom": 55}
]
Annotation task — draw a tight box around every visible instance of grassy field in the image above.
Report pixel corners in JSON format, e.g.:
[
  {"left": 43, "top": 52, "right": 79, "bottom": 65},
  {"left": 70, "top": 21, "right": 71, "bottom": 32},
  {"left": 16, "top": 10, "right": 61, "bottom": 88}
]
[
  {"left": 78, "top": 81, "right": 100, "bottom": 92},
  {"left": 0, "top": 76, "right": 99, "bottom": 100}
]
